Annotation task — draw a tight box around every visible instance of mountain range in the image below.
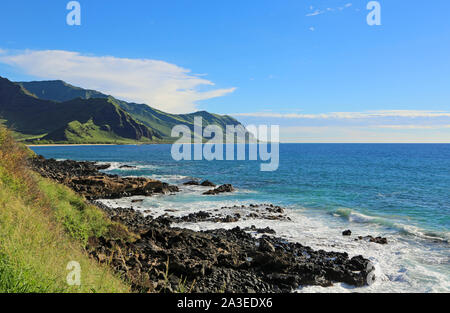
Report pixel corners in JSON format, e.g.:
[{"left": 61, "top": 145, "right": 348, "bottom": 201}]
[{"left": 0, "top": 76, "right": 243, "bottom": 144}]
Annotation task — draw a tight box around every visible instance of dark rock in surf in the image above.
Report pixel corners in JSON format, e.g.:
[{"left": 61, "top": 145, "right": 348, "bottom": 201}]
[
  {"left": 342, "top": 230, "right": 352, "bottom": 236},
  {"left": 119, "top": 165, "right": 136, "bottom": 169},
  {"left": 88, "top": 205, "right": 372, "bottom": 293},
  {"left": 369, "top": 236, "right": 388, "bottom": 245},
  {"left": 183, "top": 180, "right": 200, "bottom": 186},
  {"left": 200, "top": 180, "right": 216, "bottom": 187},
  {"left": 96, "top": 164, "right": 111, "bottom": 170},
  {"left": 356, "top": 235, "right": 388, "bottom": 245},
  {"left": 203, "top": 184, "right": 234, "bottom": 195}
]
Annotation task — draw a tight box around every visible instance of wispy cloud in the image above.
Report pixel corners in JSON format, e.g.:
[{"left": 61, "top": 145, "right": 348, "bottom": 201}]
[
  {"left": 233, "top": 110, "right": 450, "bottom": 119},
  {"left": 0, "top": 49, "right": 236, "bottom": 113},
  {"left": 279, "top": 125, "right": 450, "bottom": 143},
  {"left": 233, "top": 110, "right": 450, "bottom": 142},
  {"left": 306, "top": 10, "right": 324, "bottom": 17},
  {"left": 373, "top": 124, "right": 450, "bottom": 130},
  {"left": 306, "top": 3, "right": 353, "bottom": 17}
]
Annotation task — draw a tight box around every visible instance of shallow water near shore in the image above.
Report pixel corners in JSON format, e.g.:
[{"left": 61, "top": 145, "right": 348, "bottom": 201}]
[{"left": 30, "top": 143, "right": 450, "bottom": 292}]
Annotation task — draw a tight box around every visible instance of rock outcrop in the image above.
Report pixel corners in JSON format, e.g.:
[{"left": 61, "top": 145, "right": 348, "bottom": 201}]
[
  {"left": 200, "top": 180, "right": 216, "bottom": 187},
  {"left": 203, "top": 184, "right": 234, "bottom": 195},
  {"left": 342, "top": 230, "right": 352, "bottom": 236},
  {"left": 357, "top": 235, "right": 388, "bottom": 245},
  {"left": 90, "top": 204, "right": 372, "bottom": 293},
  {"left": 30, "top": 156, "right": 179, "bottom": 200}
]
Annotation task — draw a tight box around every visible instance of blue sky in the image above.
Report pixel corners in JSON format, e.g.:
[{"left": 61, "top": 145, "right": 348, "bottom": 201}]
[{"left": 1, "top": 0, "right": 450, "bottom": 142}]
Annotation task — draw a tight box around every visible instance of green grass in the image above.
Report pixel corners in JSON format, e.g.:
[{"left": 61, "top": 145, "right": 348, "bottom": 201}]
[
  {"left": 34, "top": 119, "right": 156, "bottom": 145},
  {"left": 0, "top": 126, "right": 132, "bottom": 293},
  {"left": 38, "top": 178, "right": 111, "bottom": 245}
]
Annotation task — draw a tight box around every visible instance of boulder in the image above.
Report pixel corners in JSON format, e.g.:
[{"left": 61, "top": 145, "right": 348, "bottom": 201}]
[
  {"left": 200, "top": 180, "right": 216, "bottom": 187},
  {"left": 183, "top": 180, "right": 200, "bottom": 186},
  {"left": 342, "top": 230, "right": 352, "bottom": 236},
  {"left": 203, "top": 184, "right": 234, "bottom": 195},
  {"left": 357, "top": 235, "right": 388, "bottom": 245},
  {"left": 119, "top": 165, "right": 136, "bottom": 169}
]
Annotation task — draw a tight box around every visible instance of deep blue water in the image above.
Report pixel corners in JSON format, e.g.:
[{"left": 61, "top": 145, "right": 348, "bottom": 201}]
[{"left": 31, "top": 144, "right": 450, "bottom": 236}]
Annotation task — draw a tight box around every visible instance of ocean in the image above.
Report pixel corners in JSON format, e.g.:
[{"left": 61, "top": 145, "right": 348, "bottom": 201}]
[{"left": 30, "top": 143, "right": 450, "bottom": 292}]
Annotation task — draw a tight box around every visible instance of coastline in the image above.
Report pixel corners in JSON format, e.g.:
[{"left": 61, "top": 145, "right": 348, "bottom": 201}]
[
  {"left": 29, "top": 156, "right": 374, "bottom": 293},
  {"left": 28, "top": 144, "right": 450, "bottom": 293},
  {"left": 26, "top": 144, "right": 119, "bottom": 147},
  {"left": 25, "top": 142, "right": 174, "bottom": 147},
  {"left": 25, "top": 143, "right": 450, "bottom": 147}
]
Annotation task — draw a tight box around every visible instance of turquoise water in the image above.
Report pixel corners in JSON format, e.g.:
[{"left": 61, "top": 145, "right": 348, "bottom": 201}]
[{"left": 30, "top": 144, "right": 450, "bottom": 292}]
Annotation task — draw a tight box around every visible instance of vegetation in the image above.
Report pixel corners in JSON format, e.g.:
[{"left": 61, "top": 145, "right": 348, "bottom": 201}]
[
  {"left": 0, "top": 77, "right": 160, "bottom": 144},
  {"left": 12, "top": 78, "right": 244, "bottom": 144},
  {"left": 17, "top": 80, "right": 107, "bottom": 103},
  {"left": 0, "top": 126, "right": 131, "bottom": 292}
]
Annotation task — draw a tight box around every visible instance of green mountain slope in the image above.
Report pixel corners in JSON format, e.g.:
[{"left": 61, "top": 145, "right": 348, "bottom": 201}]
[
  {"left": 0, "top": 77, "right": 160, "bottom": 144},
  {"left": 19, "top": 80, "right": 244, "bottom": 139}
]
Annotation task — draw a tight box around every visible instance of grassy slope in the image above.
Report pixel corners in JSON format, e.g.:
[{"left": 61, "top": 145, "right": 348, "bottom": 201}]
[
  {"left": 116, "top": 99, "right": 242, "bottom": 138},
  {"left": 37, "top": 119, "right": 160, "bottom": 145},
  {"left": 0, "top": 126, "right": 131, "bottom": 292}
]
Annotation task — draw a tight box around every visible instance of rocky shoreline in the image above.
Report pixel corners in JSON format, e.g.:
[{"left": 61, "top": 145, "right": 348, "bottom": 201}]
[
  {"left": 31, "top": 156, "right": 180, "bottom": 199},
  {"left": 30, "top": 156, "right": 373, "bottom": 293},
  {"left": 92, "top": 204, "right": 371, "bottom": 292}
]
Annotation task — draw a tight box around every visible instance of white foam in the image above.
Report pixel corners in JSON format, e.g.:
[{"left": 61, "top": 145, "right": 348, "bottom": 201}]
[
  {"left": 97, "top": 161, "right": 160, "bottom": 171},
  {"left": 98, "top": 189, "right": 450, "bottom": 293}
]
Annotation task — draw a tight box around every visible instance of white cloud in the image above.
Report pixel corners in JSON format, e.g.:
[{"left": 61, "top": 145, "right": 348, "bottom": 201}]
[
  {"left": 0, "top": 49, "right": 236, "bottom": 113},
  {"left": 309, "top": 26, "right": 315, "bottom": 31},
  {"left": 373, "top": 124, "right": 450, "bottom": 129},
  {"left": 307, "top": 3, "right": 352, "bottom": 17},
  {"left": 234, "top": 110, "right": 450, "bottom": 142},
  {"left": 279, "top": 125, "right": 450, "bottom": 143},
  {"left": 306, "top": 10, "right": 324, "bottom": 17},
  {"left": 232, "top": 110, "right": 450, "bottom": 119}
]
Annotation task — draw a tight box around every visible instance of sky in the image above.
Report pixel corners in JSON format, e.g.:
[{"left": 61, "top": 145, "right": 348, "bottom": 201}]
[{"left": 0, "top": 0, "right": 450, "bottom": 142}]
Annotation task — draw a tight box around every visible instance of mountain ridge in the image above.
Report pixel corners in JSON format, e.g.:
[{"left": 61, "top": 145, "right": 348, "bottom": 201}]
[
  {"left": 0, "top": 77, "right": 245, "bottom": 144},
  {"left": 0, "top": 77, "right": 160, "bottom": 143},
  {"left": 19, "top": 80, "right": 242, "bottom": 137}
]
